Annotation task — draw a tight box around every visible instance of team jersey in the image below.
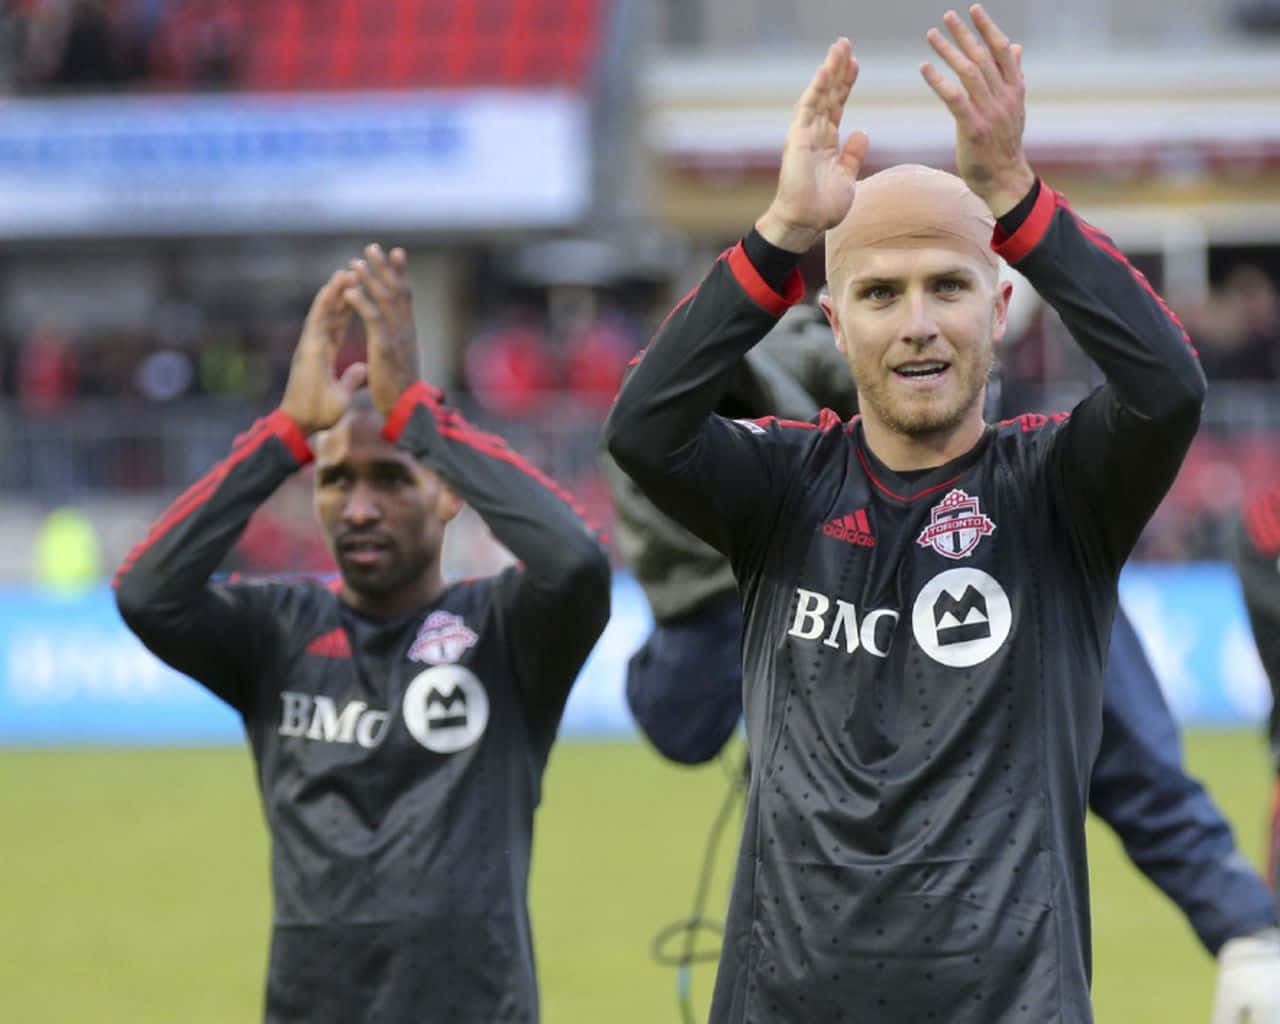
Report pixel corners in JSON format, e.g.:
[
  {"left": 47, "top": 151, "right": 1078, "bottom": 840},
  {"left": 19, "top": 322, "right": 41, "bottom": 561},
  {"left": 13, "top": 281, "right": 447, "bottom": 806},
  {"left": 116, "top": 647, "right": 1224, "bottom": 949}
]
[
  {"left": 1235, "top": 485, "right": 1280, "bottom": 775},
  {"left": 605, "top": 182, "right": 1205, "bottom": 1023},
  {"left": 114, "top": 382, "right": 611, "bottom": 1023}
]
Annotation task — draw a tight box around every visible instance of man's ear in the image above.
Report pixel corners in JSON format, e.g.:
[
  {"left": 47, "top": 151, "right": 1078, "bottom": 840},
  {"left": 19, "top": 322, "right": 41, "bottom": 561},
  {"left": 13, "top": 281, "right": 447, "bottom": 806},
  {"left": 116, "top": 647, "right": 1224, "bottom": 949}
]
[
  {"left": 818, "top": 292, "right": 846, "bottom": 355},
  {"left": 992, "top": 279, "right": 1014, "bottom": 345},
  {"left": 436, "top": 482, "right": 464, "bottom": 525}
]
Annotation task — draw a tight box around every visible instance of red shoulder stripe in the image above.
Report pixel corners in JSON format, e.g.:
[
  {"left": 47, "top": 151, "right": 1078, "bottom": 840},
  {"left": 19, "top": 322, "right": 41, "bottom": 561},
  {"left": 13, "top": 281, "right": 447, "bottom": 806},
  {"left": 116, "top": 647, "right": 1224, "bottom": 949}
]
[{"left": 113, "top": 413, "right": 300, "bottom": 586}]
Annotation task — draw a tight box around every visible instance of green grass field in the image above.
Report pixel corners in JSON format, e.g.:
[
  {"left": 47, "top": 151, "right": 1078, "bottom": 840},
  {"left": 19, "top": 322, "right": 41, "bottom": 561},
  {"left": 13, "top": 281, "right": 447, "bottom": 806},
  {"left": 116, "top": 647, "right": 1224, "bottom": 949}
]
[{"left": 2, "top": 732, "right": 1273, "bottom": 1022}]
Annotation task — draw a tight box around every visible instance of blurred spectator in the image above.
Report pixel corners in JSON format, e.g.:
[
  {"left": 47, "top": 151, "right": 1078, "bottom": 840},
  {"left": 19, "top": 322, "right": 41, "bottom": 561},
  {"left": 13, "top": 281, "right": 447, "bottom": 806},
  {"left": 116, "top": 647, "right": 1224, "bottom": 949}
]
[
  {"left": 147, "top": 0, "right": 243, "bottom": 90},
  {"left": 197, "top": 327, "right": 255, "bottom": 399},
  {"left": 1183, "top": 264, "right": 1280, "bottom": 381},
  {"left": 17, "top": 0, "right": 122, "bottom": 90},
  {"left": 18, "top": 320, "right": 78, "bottom": 416},
  {"left": 32, "top": 504, "right": 102, "bottom": 592},
  {"left": 134, "top": 344, "right": 194, "bottom": 401},
  {"left": 551, "top": 284, "right": 641, "bottom": 414},
  {"left": 463, "top": 307, "right": 558, "bottom": 419},
  {"left": 224, "top": 472, "right": 333, "bottom": 576}
]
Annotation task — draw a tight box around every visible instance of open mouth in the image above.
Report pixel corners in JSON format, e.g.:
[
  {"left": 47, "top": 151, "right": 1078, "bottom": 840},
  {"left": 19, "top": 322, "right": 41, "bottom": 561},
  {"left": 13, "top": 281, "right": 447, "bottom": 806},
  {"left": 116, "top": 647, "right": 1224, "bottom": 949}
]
[{"left": 894, "top": 360, "right": 949, "bottom": 380}]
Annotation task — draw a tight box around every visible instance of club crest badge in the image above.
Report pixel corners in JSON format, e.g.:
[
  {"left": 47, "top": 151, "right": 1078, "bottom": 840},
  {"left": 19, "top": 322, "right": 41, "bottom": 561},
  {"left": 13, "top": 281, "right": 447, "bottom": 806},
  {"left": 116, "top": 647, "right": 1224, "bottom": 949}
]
[
  {"left": 408, "top": 611, "right": 478, "bottom": 665},
  {"left": 916, "top": 488, "right": 996, "bottom": 560}
]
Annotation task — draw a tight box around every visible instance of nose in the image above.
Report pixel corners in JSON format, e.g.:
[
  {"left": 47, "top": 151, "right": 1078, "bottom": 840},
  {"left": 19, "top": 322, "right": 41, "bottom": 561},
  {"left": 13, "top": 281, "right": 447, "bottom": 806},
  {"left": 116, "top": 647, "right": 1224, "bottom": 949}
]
[
  {"left": 341, "top": 479, "right": 382, "bottom": 526},
  {"left": 900, "top": 289, "right": 938, "bottom": 346}
]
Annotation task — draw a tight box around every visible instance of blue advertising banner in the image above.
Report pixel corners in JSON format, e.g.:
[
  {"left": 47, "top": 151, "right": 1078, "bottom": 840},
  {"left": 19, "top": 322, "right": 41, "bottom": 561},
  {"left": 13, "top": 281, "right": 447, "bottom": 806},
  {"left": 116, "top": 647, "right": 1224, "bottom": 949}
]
[
  {"left": 0, "top": 90, "right": 588, "bottom": 237},
  {"left": 0, "top": 565, "right": 1270, "bottom": 745},
  {"left": 0, "top": 574, "right": 652, "bottom": 746}
]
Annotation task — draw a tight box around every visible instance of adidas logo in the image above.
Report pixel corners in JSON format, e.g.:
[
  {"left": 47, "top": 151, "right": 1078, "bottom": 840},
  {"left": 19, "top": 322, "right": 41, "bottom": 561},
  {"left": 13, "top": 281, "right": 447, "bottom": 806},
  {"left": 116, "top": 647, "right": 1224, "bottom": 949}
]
[
  {"left": 821, "top": 508, "right": 876, "bottom": 547},
  {"left": 306, "top": 627, "right": 352, "bottom": 658}
]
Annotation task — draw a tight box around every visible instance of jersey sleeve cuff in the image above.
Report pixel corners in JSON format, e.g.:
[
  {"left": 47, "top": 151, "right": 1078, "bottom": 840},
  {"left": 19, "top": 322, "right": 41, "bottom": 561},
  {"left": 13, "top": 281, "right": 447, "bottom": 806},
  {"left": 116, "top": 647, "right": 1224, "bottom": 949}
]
[
  {"left": 727, "top": 241, "right": 806, "bottom": 316},
  {"left": 382, "top": 380, "right": 445, "bottom": 443},
  {"left": 992, "top": 179, "right": 1057, "bottom": 264},
  {"left": 268, "top": 409, "right": 314, "bottom": 465}
]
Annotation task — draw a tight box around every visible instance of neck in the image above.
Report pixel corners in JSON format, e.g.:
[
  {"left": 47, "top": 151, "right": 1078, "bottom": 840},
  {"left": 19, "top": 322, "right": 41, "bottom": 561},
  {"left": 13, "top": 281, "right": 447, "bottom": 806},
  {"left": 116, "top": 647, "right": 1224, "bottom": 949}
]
[
  {"left": 341, "top": 570, "right": 446, "bottom": 620},
  {"left": 859, "top": 412, "right": 987, "bottom": 472}
]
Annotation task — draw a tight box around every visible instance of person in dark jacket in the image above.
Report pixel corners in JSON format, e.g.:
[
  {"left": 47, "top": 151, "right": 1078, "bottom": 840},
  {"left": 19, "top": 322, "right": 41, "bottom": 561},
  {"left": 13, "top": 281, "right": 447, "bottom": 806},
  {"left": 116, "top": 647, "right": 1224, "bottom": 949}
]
[
  {"left": 115, "top": 245, "right": 611, "bottom": 1023},
  {"left": 1236, "top": 484, "right": 1280, "bottom": 893}
]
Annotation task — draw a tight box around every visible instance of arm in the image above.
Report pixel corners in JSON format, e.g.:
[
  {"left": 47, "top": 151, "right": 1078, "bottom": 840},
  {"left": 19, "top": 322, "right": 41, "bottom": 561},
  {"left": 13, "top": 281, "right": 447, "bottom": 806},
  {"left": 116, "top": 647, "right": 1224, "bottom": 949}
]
[
  {"left": 346, "top": 246, "right": 611, "bottom": 729},
  {"left": 1235, "top": 487, "right": 1280, "bottom": 718},
  {"left": 1089, "top": 608, "right": 1278, "bottom": 955},
  {"left": 923, "top": 6, "right": 1205, "bottom": 569},
  {"left": 604, "top": 40, "right": 867, "bottom": 551},
  {"left": 113, "top": 270, "right": 366, "bottom": 710},
  {"left": 996, "top": 185, "right": 1205, "bottom": 567}
]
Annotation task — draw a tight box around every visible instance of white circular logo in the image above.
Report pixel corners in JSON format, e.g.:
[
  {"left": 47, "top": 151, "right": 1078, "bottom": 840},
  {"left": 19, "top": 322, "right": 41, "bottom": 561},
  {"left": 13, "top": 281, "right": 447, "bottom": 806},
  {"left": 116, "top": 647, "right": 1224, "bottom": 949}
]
[
  {"left": 402, "top": 665, "right": 489, "bottom": 753},
  {"left": 912, "top": 568, "right": 1012, "bottom": 667}
]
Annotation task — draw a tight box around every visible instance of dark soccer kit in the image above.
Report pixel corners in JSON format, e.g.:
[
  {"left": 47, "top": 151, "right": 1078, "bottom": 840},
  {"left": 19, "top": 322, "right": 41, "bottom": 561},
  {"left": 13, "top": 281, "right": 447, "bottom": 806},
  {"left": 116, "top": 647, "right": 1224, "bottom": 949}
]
[
  {"left": 1235, "top": 484, "right": 1280, "bottom": 888},
  {"left": 114, "top": 382, "right": 610, "bottom": 1022},
  {"left": 606, "top": 184, "right": 1204, "bottom": 1022}
]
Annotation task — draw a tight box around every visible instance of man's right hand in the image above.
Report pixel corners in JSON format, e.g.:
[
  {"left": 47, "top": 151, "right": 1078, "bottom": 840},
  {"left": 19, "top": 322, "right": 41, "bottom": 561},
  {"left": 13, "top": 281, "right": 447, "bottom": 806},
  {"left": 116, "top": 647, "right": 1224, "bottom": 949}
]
[
  {"left": 755, "top": 37, "right": 869, "bottom": 255},
  {"left": 279, "top": 268, "right": 369, "bottom": 436},
  {"left": 344, "top": 243, "right": 422, "bottom": 416}
]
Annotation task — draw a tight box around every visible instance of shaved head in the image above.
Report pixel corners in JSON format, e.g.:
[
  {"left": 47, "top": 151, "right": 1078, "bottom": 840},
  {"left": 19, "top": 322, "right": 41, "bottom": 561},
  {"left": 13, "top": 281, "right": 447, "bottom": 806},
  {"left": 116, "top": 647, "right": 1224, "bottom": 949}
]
[{"left": 826, "top": 164, "right": 998, "bottom": 299}]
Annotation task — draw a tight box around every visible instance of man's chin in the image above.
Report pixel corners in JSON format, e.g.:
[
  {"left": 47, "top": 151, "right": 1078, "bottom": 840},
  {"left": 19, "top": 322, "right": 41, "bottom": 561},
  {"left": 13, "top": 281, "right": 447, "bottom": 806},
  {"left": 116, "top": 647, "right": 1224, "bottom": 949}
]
[{"left": 337, "top": 562, "right": 397, "bottom": 596}]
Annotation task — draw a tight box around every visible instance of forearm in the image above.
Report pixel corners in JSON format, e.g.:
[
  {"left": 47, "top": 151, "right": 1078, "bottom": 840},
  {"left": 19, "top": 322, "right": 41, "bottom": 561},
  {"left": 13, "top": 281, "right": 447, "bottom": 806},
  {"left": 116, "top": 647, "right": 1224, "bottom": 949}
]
[
  {"left": 1092, "top": 770, "right": 1278, "bottom": 954},
  {"left": 112, "top": 410, "right": 306, "bottom": 706},
  {"left": 996, "top": 183, "right": 1206, "bottom": 426},
  {"left": 605, "top": 242, "right": 802, "bottom": 469},
  {"left": 113, "top": 410, "right": 308, "bottom": 613},
  {"left": 383, "top": 382, "right": 607, "bottom": 586}
]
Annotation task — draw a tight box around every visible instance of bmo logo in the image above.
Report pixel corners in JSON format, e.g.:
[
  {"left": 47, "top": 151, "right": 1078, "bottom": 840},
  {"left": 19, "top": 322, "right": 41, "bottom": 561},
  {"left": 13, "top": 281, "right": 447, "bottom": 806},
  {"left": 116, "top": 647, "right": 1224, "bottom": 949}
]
[
  {"left": 912, "top": 568, "right": 1012, "bottom": 667},
  {"left": 403, "top": 665, "right": 490, "bottom": 753},
  {"left": 277, "top": 665, "right": 490, "bottom": 753}
]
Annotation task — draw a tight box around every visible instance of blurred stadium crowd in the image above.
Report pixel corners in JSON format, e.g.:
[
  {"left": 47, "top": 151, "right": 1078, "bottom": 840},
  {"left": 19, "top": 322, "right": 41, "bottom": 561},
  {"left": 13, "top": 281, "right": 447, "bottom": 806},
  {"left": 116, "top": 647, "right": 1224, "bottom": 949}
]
[{"left": 3, "top": 0, "right": 1280, "bottom": 586}]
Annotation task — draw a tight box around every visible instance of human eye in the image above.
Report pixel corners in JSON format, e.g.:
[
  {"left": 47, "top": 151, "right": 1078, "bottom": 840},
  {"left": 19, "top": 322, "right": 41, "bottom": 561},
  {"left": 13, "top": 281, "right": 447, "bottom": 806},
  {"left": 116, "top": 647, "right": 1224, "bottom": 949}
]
[
  {"left": 316, "top": 466, "right": 348, "bottom": 488},
  {"left": 934, "top": 277, "right": 968, "bottom": 296},
  {"left": 859, "top": 282, "right": 896, "bottom": 303},
  {"left": 373, "top": 464, "right": 411, "bottom": 488}
]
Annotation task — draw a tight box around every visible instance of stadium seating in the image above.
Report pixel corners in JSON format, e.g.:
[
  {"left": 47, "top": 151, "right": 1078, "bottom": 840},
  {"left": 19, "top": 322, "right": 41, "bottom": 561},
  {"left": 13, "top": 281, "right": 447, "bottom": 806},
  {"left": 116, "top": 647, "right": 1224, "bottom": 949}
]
[{"left": 154, "top": 0, "right": 604, "bottom": 92}]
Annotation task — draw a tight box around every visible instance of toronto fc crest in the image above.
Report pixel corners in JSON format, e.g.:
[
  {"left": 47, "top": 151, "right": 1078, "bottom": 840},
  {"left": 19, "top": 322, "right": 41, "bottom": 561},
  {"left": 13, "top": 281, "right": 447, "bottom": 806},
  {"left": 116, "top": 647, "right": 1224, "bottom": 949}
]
[
  {"left": 409, "top": 611, "right": 479, "bottom": 665},
  {"left": 916, "top": 488, "right": 996, "bottom": 560}
]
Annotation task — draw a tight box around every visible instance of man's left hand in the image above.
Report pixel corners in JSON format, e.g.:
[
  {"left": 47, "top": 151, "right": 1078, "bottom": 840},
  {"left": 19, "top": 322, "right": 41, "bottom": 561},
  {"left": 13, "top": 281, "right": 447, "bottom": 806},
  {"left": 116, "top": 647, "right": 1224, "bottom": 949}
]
[
  {"left": 920, "top": 4, "right": 1035, "bottom": 217},
  {"left": 344, "top": 243, "right": 422, "bottom": 416}
]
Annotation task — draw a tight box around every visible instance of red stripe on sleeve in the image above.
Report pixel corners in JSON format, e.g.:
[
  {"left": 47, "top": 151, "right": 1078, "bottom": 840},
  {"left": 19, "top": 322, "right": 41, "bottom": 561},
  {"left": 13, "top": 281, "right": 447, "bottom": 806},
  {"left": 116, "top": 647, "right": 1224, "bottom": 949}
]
[
  {"left": 1245, "top": 492, "right": 1280, "bottom": 557},
  {"left": 381, "top": 380, "right": 444, "bottom": 443},
  {"left": 113, "top": 415, "right": 297, "bottom": 586},
  {"left": 268, "top": 409, "right": 313, "bottom": 465},
  {"left": 726, "top": 241, "right": 805, "bottom": 316},
  {"left": 991, "top": 178, "right": 1056, "bottom": 264},
  {"left": 379, "top": 384, "right": 603, "bottom": 535},
  {"left": 1053, "top": 191, "right": 1196, "bottom": 352},
  {"left": 432, "top": 413, "right": 603, "bottom": 534}
]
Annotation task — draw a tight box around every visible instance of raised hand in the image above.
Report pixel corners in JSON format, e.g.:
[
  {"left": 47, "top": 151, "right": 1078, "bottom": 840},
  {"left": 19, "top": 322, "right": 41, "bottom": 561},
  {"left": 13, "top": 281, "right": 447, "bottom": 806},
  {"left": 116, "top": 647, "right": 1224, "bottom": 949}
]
[
  {"left": 343, "top": 244, "right": 421, "bottom": 416},
  {"left": 756, "top": 37, "right": 869, "bottom": 253},
  {"left": 279, "top": 268, "right": 368, "bottom": 436},
  {"left": 921, "top": 4, "right": 1036, "bottom": 216}
]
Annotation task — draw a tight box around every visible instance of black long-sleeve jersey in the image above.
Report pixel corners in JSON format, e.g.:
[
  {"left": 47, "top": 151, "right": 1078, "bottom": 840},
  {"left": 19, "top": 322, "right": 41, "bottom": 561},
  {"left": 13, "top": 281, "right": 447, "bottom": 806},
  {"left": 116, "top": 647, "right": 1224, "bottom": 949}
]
[
  {"left": 114, "top": 382, "right": 611, "bottom": 1023},
  {"left": 1235, "top": 485, "right": 1280, "bottom": 774},
  {"left": 605, "top": 183, "right": 1205, "bottom": 1023}
]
